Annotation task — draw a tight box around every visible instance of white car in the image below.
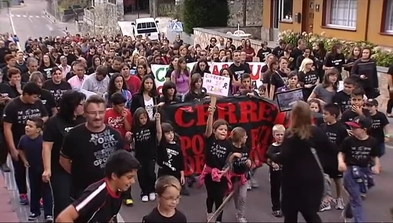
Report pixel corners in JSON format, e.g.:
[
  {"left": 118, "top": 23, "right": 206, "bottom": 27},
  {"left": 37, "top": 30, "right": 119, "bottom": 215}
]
[{"left": 132, "top": 18, "right": 160, "bottom": 40}]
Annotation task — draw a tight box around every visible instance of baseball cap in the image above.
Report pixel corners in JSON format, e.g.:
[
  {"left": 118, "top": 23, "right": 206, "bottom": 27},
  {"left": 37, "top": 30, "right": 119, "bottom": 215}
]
[
  {"left": 345, "top": 116, "right": 371, "bottom": 129},
  {"left": 365, "top": 98, "right": 378, "bottom": 106}
]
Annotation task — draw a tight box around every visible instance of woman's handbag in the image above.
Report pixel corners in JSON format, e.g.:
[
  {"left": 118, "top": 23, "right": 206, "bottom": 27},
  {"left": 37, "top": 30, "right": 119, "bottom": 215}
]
[{"left": 310, "top": 147, "right": 332, "bottom": 198}]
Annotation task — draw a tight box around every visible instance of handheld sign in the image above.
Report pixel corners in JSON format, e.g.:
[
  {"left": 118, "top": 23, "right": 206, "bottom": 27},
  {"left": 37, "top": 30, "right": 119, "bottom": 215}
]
[
  {"left": 275, "top": 88, "right": 303, "bottom": 112},
  {"left": 202, "top": 73, "right": 230, "bottom": 97}
]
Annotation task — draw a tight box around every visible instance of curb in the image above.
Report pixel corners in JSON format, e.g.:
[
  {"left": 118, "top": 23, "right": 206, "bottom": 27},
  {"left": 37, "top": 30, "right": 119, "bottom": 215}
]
[{"left": 42, "top": 9, "right": 56, "bottom": 23}]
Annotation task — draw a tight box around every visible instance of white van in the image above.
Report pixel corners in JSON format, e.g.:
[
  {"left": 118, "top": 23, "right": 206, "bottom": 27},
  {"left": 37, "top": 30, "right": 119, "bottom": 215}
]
[{"left": 131, "top": 18, "right": 160, "bottom": 40}]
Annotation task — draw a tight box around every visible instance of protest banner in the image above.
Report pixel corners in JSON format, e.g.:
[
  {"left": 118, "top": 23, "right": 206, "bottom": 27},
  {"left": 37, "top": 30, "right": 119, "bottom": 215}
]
[
  {"left": 161, "top": 96, "right": 279, "bottom": 176},
  {"left": 151, "top": 62, "right": 266, "bottom": 93}
]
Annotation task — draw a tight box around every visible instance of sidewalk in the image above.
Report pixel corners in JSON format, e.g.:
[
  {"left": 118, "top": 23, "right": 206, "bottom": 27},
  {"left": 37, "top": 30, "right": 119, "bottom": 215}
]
[{"left": 0, "top": 174, "right": 19, "bottom": 222}]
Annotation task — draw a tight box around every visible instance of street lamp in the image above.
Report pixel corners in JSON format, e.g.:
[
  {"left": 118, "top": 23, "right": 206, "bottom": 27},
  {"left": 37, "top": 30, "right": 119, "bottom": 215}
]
[{"left": 88, "top": 6, "right": 96, "bottom": 36}]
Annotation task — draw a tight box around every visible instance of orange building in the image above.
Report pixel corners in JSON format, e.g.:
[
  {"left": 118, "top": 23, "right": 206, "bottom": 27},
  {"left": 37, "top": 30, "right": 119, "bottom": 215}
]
[{"left": 262, "top": 0, "right": 393, "bottom": 47}]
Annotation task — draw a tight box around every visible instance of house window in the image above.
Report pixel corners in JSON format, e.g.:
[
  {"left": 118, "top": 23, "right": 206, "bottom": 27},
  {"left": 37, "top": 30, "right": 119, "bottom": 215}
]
[
  {"left": 325, "top": 0, "right": 357, "bottom": 29},
  {"left": 384, "top": 0, "right": 393, "bottom": 33},
  {"left": 279, "top": 0, "right": 293, "bottom": 22}
]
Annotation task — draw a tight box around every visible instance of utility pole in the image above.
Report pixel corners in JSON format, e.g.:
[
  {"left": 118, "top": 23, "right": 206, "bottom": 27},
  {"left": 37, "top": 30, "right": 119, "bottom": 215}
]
[{"left": 242, "top": 0, "right": 247, "bottom": 27}]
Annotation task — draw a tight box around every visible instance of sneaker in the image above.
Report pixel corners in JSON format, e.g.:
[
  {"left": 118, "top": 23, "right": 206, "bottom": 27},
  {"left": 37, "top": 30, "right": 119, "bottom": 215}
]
[
  {"left": 1, "top": 163, "right": 11, "bottom": 172},
  {"left": 250, "top": 177, "right": 259, "bottom": 188},
  {"left": 141, "top": 195, "right": 149, "bottom": 202},
  {"left": 40, "top": 198, "right": 43, "bottom": 209},
  {"left": 335, "top": 198, "right": 345, "bottom": 210},
  {"left": 124, "top": 198, "right": 134, "bottom": 206},
  {"left": 361, "top": 193, "right": 366, "bottom": 200},
  {"left": 45, "top": 215, "right": 54, "bottom": 223},
  {"left": 149, "top": 193, "right": 156, "bottom": 201},
  {"left": 207, "top": 213, "right": 214, "bottom": 222},
  {"left": 20, "top": 194, "right": 29, "bottom": 205},
  {"left": 341, "top": 208, "right": 353, "bottom": 222},
  {"left": 246, "top": 181, "right": 252, "bottom": 191},
  {"left": 319, "top": 202, "right": 331, "bottom": 212},
  {"left": 272, "top": 210, "right": 283, "bottom": 218},
  {"left": 28, "top": 212, "right": 40, "bottom": 221},
  {"left": 237, "top": 217, "right": 248, "bottom": 223}
]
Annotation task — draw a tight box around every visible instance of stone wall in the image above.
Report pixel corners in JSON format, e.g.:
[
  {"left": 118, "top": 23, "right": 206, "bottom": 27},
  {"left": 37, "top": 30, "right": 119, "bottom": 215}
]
[
  {"left": 82, "top": 3, "right": 120, "bottom": 36},
  {"left": 227, "top": 0, "right": 262, "bottom": 27}
]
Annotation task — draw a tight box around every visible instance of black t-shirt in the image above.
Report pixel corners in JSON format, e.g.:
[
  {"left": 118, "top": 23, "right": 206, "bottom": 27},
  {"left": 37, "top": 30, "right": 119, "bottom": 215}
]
[
  {"left": 204, "top": 135, "right": 232, "bottom": 169},
  {"left": 231, "top": 145, "right": 250, "bottom": 174},
  {"left": 340, "top": 109, "right": 370, "bottom": 123},
  {"left": 332, "top": 90, "right": 351, "bottom": 113},
  {"left": 40, "top": 89, "right": 56, "bottom": 116},
  {"left": 43, "top": 114, "right": 86, "bottom": 171},
  {"left": 107, "top": 66, "right": 120, "bottom": 77},
  {"left": 257, "top": 48, "right": 272, "bottom": 62},
  {"left": 368, "top": 111, "right": 389, "bottom": 143},
  {"left": 142, "top": 207, "right": 187, "bottom": 223},
  {"left": 324, "top": 53, "right": 345, "bottom": 74},
  {"left": 61, "top": 124, "right": 123, "bottom": 194},
  {"left": 42, "top": 80, "right": 72, "bottom": 105},
  {"left": 132, "top": 121, "right": 157, "bottom": 161},
  {"left": 3, "top": 97, "right": 48, "bottom": 145},
  {"left": 39, "top": 64, "right": 56, "bottom": 79},
  {"left": 229, "top": 63, "right": 251, "bottom": 81},
  {"left": 157, "top": 141, "right": 184, "bottom": 173},
  {"left": 8, "top": 83, "right": 25, "bottom": 98},
  {"left": 266, "top": 144, "right": 282, "bottom": 170},
  {"left": 298, "top": 70, "right": 318, "bottom": 100},
  {"left": 269, "top": 71, "right": 286, "bottom": 93},
  {"left": 320, "top": 122, "right": 348, "bottom": 148},
  {"left": 339, "top": 136, "right": 379, "bottom": 167},
  {"left": 72, "top": 179, "right": 121, "bottom": 223}
]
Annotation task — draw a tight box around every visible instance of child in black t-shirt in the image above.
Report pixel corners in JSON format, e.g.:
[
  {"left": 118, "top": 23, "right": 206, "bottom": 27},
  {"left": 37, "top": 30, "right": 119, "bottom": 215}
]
[
  {"left": 142, "top": 176, "right": 187, "bottom": 223},
  {"left": 228, "top": 127, "right": 252, "bottom": 222},
  {"left": 340, "top": 88, "right": 370, "bottom": 123},
  {"left": 319, "top": 104, "right": 348, "bottom": 212},
  {"left": 56, "top": 150, "right": 140, "bottom": 223},
  {"left": 156, "top": 122, "right": 188, "bottom": 195},
  {"left": 266, "top": 124, "right": 285, "bottom": 218},
  {"left": 18, "top": 117, "right": 53, "bottom": 222},
  {"left": 202, "top": 102, "right": 236, "bottom": 223},
  {"left": 332, "top": 77, "right": 357, "bottom": 114},
  {"left": 131, "top": 107, "right": 162, "bottom": 202},
  {"left": 364, "top": 99, "right": 390, "bottom": 157},
  {"left": 338, "top": 116, "right": 381, "bottom": 222}
]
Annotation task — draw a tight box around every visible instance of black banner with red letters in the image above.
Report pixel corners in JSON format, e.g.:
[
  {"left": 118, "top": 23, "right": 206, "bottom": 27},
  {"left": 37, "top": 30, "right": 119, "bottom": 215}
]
[{"left": 161, "top": 96, "right": 279, "bottom": 176}]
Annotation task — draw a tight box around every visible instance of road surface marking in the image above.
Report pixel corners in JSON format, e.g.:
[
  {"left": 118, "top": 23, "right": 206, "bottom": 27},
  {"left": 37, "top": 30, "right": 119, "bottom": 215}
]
[
  {"left": 16, "top": 15, "right": 21, "bottom": 18},
  {"left": 8, "top": 11, "right": 21, "bottom": 50},
  {"left": 22, "top": 15, "right": 27, "bottom": 17},
  {"left": 36, "top": 15, "right": 40, "bottom": 18}
]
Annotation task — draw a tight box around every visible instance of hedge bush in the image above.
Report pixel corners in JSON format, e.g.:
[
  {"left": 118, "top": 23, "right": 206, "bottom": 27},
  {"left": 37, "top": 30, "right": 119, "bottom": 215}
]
[
  {"left": 279, "top": 30, "right": 393, "bottom": 68},
  {"left": 183, "top": 0, "right": 229, "bottom": 34}
]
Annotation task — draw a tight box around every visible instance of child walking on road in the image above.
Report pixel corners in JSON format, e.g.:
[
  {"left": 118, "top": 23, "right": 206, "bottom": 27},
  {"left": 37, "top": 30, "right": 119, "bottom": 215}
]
[{"left": 18, "top": 117, "right": 53, "bottom": 222}]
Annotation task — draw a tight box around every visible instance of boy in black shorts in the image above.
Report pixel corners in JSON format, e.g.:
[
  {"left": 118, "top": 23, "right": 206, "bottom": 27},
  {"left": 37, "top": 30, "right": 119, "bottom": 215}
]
[
  {"left": 56, "top": 150, "right": 140, "bottom": 223},
  {"left": 320, "top": 103, "right": 348, "bottom": 212}
]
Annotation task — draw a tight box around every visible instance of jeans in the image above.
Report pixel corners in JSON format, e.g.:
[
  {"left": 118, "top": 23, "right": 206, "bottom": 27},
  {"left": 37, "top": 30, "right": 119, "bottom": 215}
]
[
  {"left": 50, "top": 168, "right": 71, "bottom": 219},
  {"left": 137, "top": 160, "right": 156, "bottom": 196},
  {"left": 12, "top": 157, "right": 27, "bottom": 194},
  {"left": 28, "top": 167, "right": 52, "bottom": 216},
  {"left": 343, "top": 167, "right": 370, "bottom": 223},
  {"left": 233, "top": 179, "right": 247, "bottom": 218}
]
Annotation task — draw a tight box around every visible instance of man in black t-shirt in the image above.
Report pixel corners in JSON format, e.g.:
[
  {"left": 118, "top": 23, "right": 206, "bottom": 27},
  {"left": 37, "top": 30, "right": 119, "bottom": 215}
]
[
  {"left": 56, "top": 150, "right": 140, "bottom": 223},
  {"left": 3, "top": 82, "right": 48, "bottom": 205},
  {"left": 60, "top": 95, "right": 124, "bottom": 199}
]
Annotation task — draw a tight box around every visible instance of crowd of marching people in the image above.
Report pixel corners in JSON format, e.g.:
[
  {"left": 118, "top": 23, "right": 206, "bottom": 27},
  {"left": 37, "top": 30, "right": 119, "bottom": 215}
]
[{"left": 0, "top": 31, "right": 391, "bottom": 223}]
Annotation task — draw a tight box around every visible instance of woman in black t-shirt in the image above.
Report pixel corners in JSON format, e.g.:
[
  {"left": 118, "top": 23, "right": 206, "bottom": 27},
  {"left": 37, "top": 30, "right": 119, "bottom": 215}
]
[
  {"left": 39, "top": 54, "right": 57, "bottom": 80},
  {"left": 164, "top": 56, "right": 179, "bottom": 82},
  {"left": 42, "top": 91, "right": 86, "bottom": 219},
  {"left": 323, "top": 43, "right": 345, "bottom": 80},
  {"left": 298, "top": 58, "right": 319, "bottom": 101},
  {"left": 184, "top": 73, "right": 206, "bottom": 102},
  {"left": 29, "top": 72, "right": 57, "bottom": 116}
]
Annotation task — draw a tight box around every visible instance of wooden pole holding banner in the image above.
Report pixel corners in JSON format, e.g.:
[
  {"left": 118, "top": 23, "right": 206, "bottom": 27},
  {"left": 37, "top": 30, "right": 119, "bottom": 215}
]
[{"left": 207, "top": 191, "right": 235, "bottom": 223}]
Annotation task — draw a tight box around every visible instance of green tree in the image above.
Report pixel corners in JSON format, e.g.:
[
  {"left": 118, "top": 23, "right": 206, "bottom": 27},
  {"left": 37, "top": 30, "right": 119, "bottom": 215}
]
[{"left": 183, "top": 0, "right": 229, "bottom": 34}]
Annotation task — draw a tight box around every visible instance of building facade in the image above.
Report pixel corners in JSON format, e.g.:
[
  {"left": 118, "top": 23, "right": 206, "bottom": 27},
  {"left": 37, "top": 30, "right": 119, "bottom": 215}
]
[{"left": 262, "top": 0, "right": 393, "bottom": 47}]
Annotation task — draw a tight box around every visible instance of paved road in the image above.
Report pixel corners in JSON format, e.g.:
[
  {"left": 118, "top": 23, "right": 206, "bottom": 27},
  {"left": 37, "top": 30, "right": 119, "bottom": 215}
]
[{"left": 5, "top": 0, "right": 69, "bottom": 50}]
